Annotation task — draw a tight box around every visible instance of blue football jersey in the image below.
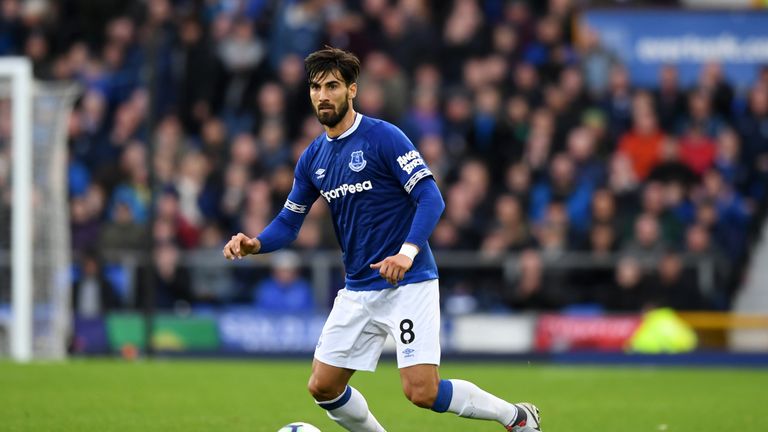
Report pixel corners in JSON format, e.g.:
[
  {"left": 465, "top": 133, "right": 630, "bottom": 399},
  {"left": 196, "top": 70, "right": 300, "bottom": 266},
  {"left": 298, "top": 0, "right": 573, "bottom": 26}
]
[{"left": 284, "top": 113, "right": 439, "bottom": 291}]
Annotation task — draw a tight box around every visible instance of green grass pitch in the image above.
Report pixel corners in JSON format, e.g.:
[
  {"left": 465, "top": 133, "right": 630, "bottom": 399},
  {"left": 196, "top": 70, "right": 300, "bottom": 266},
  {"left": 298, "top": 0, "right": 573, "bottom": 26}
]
[{"left": 1, "top": 359, "right": 766, "bottom": 431}]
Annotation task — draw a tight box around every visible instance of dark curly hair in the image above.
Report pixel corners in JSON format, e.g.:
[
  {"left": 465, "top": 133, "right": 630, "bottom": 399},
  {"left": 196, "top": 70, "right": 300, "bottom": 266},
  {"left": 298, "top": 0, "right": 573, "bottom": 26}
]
[{"left": 304, "top": 46, "right": 361, "bottom": 86}]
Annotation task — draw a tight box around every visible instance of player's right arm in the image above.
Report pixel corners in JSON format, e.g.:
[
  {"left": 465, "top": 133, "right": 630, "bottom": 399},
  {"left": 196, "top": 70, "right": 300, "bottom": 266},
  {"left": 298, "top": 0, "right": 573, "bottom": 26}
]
[{"left": 223, "top": 153, "right": 319, "bottom": 259}]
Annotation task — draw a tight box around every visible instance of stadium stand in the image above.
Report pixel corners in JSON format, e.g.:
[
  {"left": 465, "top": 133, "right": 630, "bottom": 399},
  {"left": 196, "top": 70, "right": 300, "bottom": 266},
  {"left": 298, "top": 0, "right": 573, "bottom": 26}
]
[{"left": 0, "top": 0, "right": 766, "bottom": 318}]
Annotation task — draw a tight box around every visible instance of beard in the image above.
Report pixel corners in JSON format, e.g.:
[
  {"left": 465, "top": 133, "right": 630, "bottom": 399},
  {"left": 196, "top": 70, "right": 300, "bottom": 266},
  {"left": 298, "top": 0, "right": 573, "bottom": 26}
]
[{"left": 315, "top": 96, "right": 350, "bottom": 128}]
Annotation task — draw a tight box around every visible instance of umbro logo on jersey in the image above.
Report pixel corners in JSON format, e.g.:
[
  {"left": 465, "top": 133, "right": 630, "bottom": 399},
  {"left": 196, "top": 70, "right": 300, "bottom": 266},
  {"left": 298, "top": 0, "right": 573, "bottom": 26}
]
[
  {"left": 349, "top": 150, "right": 367, "bottom": 172},
  {"left": 321, "top": 180, "right": 373, "bottom": 202},
  {"left": 315, "top": 168, "right": 326, "bottom": 179}
]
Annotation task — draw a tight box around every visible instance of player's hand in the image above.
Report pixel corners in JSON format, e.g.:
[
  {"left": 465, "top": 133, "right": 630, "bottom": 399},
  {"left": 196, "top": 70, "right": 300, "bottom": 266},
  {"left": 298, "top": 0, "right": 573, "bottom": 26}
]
[
  {"left": 222, "top": 233, "right": 260, "bottom": 259},
  {"left": 370, "top": 254, "right": 413, "bottom": 286}
]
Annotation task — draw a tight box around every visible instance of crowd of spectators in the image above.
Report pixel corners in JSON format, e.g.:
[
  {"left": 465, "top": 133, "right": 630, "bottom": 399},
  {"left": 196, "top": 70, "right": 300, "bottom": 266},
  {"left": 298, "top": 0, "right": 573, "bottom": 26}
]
[{"left": 1, "top": 0, "right": 766, "bottom": 315}]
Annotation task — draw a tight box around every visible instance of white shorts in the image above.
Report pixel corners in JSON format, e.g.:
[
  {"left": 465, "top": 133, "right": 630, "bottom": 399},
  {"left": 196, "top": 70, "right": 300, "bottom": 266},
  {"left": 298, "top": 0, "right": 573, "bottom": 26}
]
[{"left": 314, "top": 279, "right": 441, "bottom": 372}]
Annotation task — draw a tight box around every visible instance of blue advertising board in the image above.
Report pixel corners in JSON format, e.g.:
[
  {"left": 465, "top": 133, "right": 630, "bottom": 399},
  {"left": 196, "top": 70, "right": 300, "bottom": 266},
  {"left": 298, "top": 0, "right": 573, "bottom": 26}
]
[
  {"left": 218, "top": 311, "right": 327, "bottom": 353},
  {"left": 582, "top": 10, "right": 768, "bottom": 89},
  {"left": 217, "top": 311, "right": 454, "bottom": 354}
]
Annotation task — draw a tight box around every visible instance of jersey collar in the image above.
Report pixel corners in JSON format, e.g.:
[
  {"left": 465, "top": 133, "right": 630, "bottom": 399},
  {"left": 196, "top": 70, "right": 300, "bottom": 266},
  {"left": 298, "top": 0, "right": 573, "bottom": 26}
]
[{"left": 326, "top": 112, "right": 363, "bottom": 142}]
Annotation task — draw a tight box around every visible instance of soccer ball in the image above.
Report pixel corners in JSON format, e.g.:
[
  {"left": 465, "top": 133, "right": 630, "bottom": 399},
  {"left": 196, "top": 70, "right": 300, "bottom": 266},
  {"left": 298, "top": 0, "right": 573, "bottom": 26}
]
[{"left": 278, "top": 422, "right": 322, "bottom": 432}]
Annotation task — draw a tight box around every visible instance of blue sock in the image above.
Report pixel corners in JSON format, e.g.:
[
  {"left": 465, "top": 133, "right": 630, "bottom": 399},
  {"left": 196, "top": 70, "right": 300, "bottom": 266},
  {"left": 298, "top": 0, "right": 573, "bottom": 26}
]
[{"left": 431, "top": 379, "right": 453, "bottom": 413}]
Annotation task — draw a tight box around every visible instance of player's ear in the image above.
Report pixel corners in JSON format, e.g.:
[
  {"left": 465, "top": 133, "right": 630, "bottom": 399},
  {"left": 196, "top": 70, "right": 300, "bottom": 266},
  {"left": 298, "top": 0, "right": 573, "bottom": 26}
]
[{"left": 348, "top": 82, "right": 357, "bottom": 100}]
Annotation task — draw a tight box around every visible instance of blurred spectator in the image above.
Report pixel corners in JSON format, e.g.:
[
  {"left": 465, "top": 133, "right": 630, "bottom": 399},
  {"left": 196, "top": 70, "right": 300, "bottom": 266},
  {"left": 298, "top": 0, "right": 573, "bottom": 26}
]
[
  {"left": 469, "top": 86, "right": 502, "bottom": 155},
  {"left": 254, "top": 251, "right": 313, "bottom": 313},
  {"left": 534, "top": 217, "right": 569, "bottom": 260},
  {"left": 639, "top": 181, "right": 685, "bottom": 246},
  {"left": 278, "top": 54, "right": 313, "bottom": 138},
  {"left": 156, "top": 190, "right": 200, "bottom": 249},
  {"left": 503, "top": 162, "right": 532, "bottom": 210},
  {"left": 578, "top": 24, "right": 618, "bottom": 99},
  {"left": 502, "top": 249, "right": 572, "bottom": 310},
  {"left": 175, "top": 150, "right": 212, "bottom": 226},
  {"left": 504, "top": 1, "right": 535, "bottom": 49},
  {"left": 695, "top": 169, "right": 749, "bottom": 260},
  {"left": 713, "top": 128, "right": 748, "bottom": 190},
  {"left": 530, "top": 153, "right": 593, "bottom": 233},
  {"left": 492, "top": 24, "right": 520, "bottom": 64},
  {"left": 258, "top": 120, "right": 291, "bottom": 170},
  {"left": 524, "top": 14, "right": 575, "bottom": 83},
  {"left": 647, "top": 138, "right": 697, "bottom": 187},
  {"left": 618, "top": 104, "right": 665, "bottom": 180},
  {"left": 686, "top": 223, "right": 716, "bottom": 256},
  {"left": 602, "top": 64, "right": 633, "bottom": 143},
  {"left": 522, "top": 127, "right": 553, "bottom": 178},
  {"left": 71, "top": 196, "right": 102, "bottom": 254},
  {"left": 678, "top": 88, "right": 726, "bottom": 139},
  {"left": 376, "top": 4, "right": 435, "bottom": 74},
  {"left": 569, "top": 222, "right": 617, "bottom": 303},
  {"left": 699, "top": 169, "right": 750, "bottom": 228},
  {"left": 495, "top": 95, "right": 530, "bottom": 165},
  {"left": 401, "top": 88, "right": 443, "bottom": 145},
  {"left": 72, "top": 252, "right": 118, "bottom": 318},
  {"left": 567, "top": 127, "right": 606, "bottom": 187},
  {"left": 431, "top": 219, "right": 461, "bottom": 251},
  {"left": 544, "top": 82, "right": 579, "bottom": 148},
  {"left": 443, "top": 182, "right": 483, "bottom": 249},
  {"left": 191, "top": 224, "right": 235, "bottom": 304},
  {"left": 648, "top": 252, "right": 705, "bottom": 310},
  {"left": 588, "top": 223, "right": 617, "bottom": 258},
  {"left": 653, "top": 65, "right": 687, "bottom": 133},
  {"left": 359, "top": 51, "right": 409, "bottom": 122},
  {"left": 590, "top": 188, "right": 621, "bottom": 231},
  {"left": 581, "top": 108, "right": 610, "bottom": 155},
  {"left": 440, "top": 0, "right": 490, "bottom": 84},
  {"left": 737, "top": 84, "right": 768, "bottom": 201},
  {"left": 418, "top": 134, "right": 450, "bottom": 187},
  {"left": 738, "top": 85, "right": 768, "bottom": 164},
  {"left": 175, "top": 17, "right": 217, "bottom": 134},
  {"left": 269, "top": 0, "right": 326, "bottom": 70},
  {"left": 153, "top": 242, "right": 192, "bottom": 309},
  {"left": 698, "top": 63, "right": 734, "bottom": 122},
  {"left": 99, "top": 201, "right": 148, "bottom": 251},
  {"left": 200, "top": 117, "right": 229, "bottom": 171},
  {"left": 136, "top": 242, "right": 192, "bottom": 310},
  {"left": 488, "top": 194, "right": 532, "bottom": 252},
  {"left": 602, "top": 256, "right": 654, "bottom": 311},
  {"left": 679, "top": 124, "right": 717, "bottom": 176},
  {"left": 622, "top": 213, "right": 666, "bottom": 262}
]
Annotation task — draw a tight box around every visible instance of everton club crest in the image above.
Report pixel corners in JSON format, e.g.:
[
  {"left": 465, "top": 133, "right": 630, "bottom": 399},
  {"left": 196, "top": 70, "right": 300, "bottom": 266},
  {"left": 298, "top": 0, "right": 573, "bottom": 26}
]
[{"left": 348, "top": 150, "right": 367, "bottom": 172}]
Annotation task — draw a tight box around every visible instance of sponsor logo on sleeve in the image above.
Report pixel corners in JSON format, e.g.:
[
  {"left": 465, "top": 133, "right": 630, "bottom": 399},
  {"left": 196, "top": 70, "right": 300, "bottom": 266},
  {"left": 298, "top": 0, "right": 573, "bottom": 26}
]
[{"left": 397, "top": 150, "right": 426, "bottom": 175}]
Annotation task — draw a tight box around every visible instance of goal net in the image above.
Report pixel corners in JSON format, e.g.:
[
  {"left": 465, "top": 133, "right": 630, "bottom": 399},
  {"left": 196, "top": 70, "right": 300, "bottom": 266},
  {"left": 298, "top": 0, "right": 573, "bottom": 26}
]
[{"left": 0, "top": 58, "right": 79, "bottom": 361}]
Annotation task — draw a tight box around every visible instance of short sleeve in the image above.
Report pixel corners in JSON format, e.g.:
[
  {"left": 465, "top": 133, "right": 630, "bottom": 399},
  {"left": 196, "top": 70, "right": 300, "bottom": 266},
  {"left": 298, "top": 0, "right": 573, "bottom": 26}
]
[
  {"left": 378, "top": 124, "right": 434, "bottom": 194},
  {"left": 284, "top": 150, "right": 320, "bottom": 215}
]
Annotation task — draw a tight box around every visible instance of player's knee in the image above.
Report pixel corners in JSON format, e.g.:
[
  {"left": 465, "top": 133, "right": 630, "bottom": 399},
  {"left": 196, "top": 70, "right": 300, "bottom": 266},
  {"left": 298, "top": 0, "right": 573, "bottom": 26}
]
[
  {"left": 404, "top": 383, "right": 438, "bottom": 409},
  {"left": 307, "top": 375, "right": 345, "bottom": 402}
]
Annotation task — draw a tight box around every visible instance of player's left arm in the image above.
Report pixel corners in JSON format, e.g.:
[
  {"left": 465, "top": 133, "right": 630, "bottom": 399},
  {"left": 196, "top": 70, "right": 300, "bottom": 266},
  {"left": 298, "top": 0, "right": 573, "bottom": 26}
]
[
  {"left": 370, "top": 125, "right": 445, "bottom": 285},
  {"left": 370, "top": 179, "right": 445, "bottom": 284}
]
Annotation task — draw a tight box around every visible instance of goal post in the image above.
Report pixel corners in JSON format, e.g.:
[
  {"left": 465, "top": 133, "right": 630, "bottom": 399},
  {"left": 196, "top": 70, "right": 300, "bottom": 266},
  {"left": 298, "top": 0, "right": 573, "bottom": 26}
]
[
  {"left": 1, "top": 57, "right": 79, "bottom": 362},
  {"left": 4, "top": 57, "right": 33, "bottom": 362}
]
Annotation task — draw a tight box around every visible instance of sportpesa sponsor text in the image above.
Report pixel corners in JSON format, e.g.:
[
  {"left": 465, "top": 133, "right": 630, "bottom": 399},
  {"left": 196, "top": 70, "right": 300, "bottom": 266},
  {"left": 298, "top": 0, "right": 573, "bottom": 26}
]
[{"left": 321, "top": 180, "right": 374, "bottom": 202}]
